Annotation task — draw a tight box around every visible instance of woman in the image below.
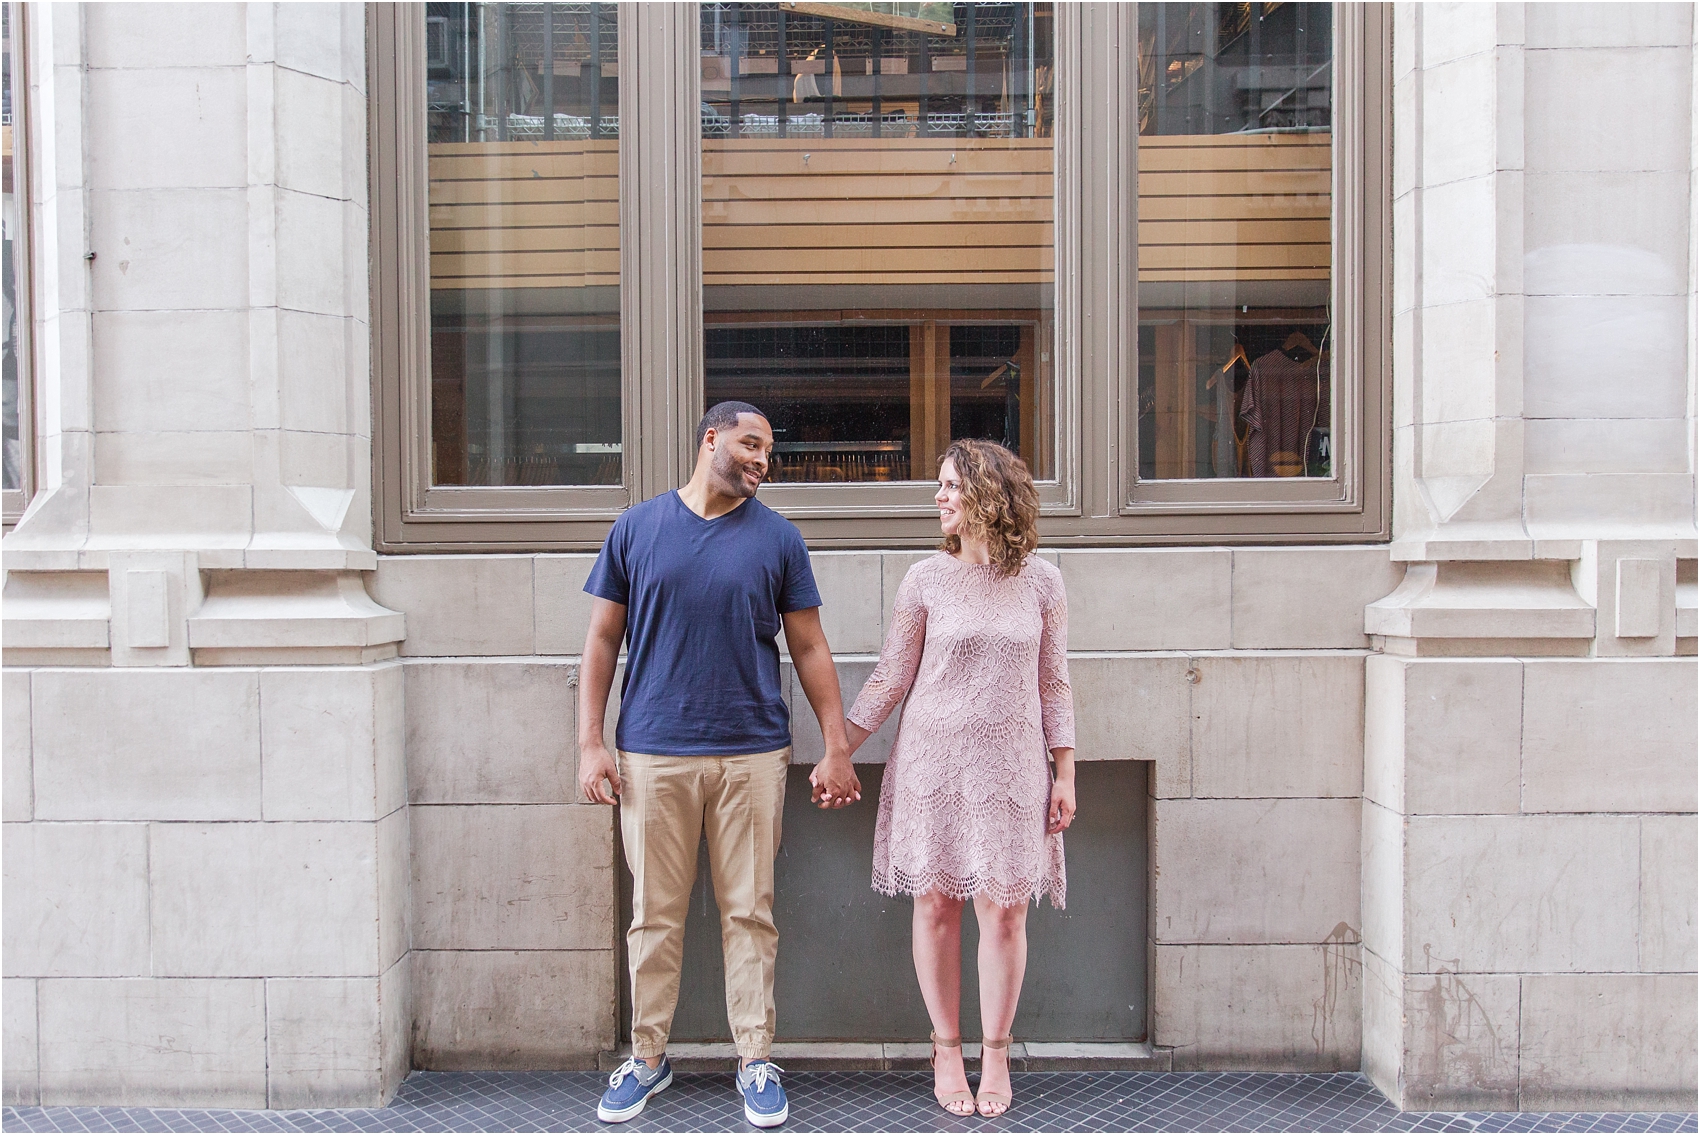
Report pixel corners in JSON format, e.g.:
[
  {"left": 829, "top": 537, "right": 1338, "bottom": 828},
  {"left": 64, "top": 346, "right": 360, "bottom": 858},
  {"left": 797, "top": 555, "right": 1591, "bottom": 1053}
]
[{"left": 843, "top": 438, "right": 1076, "bottom": 1118}]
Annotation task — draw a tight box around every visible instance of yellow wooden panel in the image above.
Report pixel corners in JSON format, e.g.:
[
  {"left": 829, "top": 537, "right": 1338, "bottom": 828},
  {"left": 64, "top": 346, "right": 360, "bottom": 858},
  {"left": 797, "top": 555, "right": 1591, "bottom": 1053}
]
[
  {"left": 429, "top": 178, "right": 618, "bottom": 206},
  {"left": 705, "top": 246, "right": 1052, "bottom": 274},
  {"left": 703, "top": 138, "right": 1053, "bottom": 177},
  {"left": 1137, "top": 133, "right": 1330, "bottom": 172},
  {"left": 428, "top": 139, "right": 620, "bottom": 157},
  {"left": 430, "top": 225, "right": 620, "bottom": 254},
  {"left": 430, "top": 201, "right": 618, "bottom": 229},
  {"left": 427, "top": 141, "right": 619, "bottom": 178},
  {"left": 704, "top": 221, "right": 1054, "bottom": 249},
  {"left": 1137, "top": 267, "right": 1325, "bottom": 282},
  {"left": 1134, "top": 135, "right": 1329, "bottom": 283},
  {"left": 705, "top": 308, "right": 1042, "bottom": 324},
  {"left": 1138, "top": 168, "right": 1330, "bottom": 199},
  {"left": 704, "top": 170, "right": 1052, "bottom": 202},
  {"left": 706, "top": 271, "right": 1050, "bottom": 285},
  {"left": 431, "top": 274, "right": 621, "bottom": 290},
  {"left": 1137, "top": 196, "right": 1329, "bottom": 223},
  {"left": 425, "top": 162, "right": 615, "bottom": 182},
  {"left": 424, "top": 133, "right": 1331, "bottom": 289},
  {"left": 437, "top": 200, "right": 1050, "bottom": 230},
  {"left": 1137, "top": 243, "right": 1328, "bottom": 271},
  {"left": 432, "top": 249, "right": 622, "bottom": 276},
  {"left": 704, "top": 196, "right": 1053, "bottom": 226},
  {"left": 1139, "top": 218, "right": 1331, "bottom": 246}
]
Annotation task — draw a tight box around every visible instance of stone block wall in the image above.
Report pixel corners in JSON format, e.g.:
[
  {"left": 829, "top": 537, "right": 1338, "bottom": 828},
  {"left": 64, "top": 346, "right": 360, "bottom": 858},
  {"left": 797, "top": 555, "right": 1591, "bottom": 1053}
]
[
  {"left": 0, "top": 664, "right": 410, "bottom": 1108},
  {"left": 1, "top": 2, "right": 411, "bottom": 1109},
  {"left": 367, "top": 557, "right": 620, "bottom": 1070},
  {"left": 368, "top": 545, "right": 1404, "bottom": 1071},
  {"left": 1364, "top": 1, "right": 1699, "bottom": 1112},
  {"left": 1362, "top": 655, "right": 1698, "bottom": 1110}
]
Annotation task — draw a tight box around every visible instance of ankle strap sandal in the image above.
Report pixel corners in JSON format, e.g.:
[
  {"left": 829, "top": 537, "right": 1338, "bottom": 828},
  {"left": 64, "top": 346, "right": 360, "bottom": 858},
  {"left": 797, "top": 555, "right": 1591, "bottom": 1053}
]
[
  {"left": 976, "top": 1036, "right": 1014, "bottom": 1116},
  {"left": 929, "top": 1032, "right": 974, "bottom": 1114}
]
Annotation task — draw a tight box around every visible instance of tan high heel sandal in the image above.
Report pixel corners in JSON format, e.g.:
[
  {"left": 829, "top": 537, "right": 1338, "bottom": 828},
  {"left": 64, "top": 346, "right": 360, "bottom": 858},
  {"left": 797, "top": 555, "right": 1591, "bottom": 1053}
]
[
  {"left": 929, "top": 1032, "right": 975, "bottom": 1116},
  {"left": 976, "top": 1036, "right": 1014, "bottom": 1117}
]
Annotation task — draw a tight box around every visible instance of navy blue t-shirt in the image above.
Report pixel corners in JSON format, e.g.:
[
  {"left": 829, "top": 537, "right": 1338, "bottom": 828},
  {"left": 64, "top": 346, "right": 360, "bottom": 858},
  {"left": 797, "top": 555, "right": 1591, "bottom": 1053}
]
[{"left": 584, "top": 490, "right": 822, "bottom": 756}]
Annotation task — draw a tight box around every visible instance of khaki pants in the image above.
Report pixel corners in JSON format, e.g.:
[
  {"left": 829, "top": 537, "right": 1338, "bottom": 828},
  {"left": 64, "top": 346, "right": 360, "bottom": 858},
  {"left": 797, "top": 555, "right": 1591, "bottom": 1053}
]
[{"left": 619, "top": 747, "right": 789, "bottom": 1061}]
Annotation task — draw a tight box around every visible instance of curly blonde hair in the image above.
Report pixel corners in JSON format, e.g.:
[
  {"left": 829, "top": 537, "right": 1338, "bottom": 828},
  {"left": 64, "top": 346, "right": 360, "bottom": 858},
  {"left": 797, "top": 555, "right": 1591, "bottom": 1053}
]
[{"left": 939, "top": 438, "right": 1040, "bottom": 577}]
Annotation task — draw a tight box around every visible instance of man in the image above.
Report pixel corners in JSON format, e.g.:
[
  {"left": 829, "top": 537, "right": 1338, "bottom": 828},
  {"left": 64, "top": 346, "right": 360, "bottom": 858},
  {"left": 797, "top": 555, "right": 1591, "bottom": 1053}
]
[{"left": 578, "top": 401, "right": 861, "bottom": 1127}]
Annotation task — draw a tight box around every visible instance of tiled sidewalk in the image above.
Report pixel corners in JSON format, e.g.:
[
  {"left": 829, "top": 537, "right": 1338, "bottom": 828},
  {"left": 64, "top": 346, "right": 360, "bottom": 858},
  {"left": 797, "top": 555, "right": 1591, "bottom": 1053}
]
[{"left": 4, "top": 1071, "right": 1696, "bottom": 1134}]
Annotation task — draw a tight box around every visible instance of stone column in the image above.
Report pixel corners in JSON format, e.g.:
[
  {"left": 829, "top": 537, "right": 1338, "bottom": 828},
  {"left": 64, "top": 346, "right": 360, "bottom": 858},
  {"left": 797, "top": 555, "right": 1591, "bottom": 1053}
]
[
  {"left": 1362, "top": 3, "right": 1697, "bottom": 1111},
  {"left": 2, "top": 5, "right": 408, "bottom": 1107}
]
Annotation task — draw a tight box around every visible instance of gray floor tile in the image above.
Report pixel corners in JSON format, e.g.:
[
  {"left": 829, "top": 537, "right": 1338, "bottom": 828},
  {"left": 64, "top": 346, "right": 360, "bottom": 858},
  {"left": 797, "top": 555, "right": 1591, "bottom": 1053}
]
[{"left": 3, "top": 1072, "right": 1695, "bottom": 1134}]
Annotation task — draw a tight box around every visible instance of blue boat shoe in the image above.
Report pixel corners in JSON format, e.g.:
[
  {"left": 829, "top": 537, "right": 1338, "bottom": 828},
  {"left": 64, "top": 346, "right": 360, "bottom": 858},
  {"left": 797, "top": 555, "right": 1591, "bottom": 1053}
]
[
  {"left": 737, "top": 1059, "right": 788, "bottom": 1127},
  {"left": 597, "top": 1056, "right": 671, "bottom": 1123}
]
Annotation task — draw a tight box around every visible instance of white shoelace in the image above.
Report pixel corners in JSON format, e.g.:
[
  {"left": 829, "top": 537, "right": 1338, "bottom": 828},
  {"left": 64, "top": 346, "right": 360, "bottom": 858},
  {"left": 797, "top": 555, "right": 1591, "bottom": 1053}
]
[
  {"left": 742, "top": 1060, "right": 784, "bottom": 1093},
  {"left": 608, "top": 1057, "right": 659, "bottom": 1089}
]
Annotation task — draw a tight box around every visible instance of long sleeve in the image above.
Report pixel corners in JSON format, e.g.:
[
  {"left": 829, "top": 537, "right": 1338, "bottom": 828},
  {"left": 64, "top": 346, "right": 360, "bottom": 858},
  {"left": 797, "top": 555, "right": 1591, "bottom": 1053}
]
[
  {"left": 1240, "top": 362, "right": 1269, "bottom": 477},
  {"left": 847, "top": 568, "right": 927, "bottom": 733},
  {"left": 1037, "top": 572, "right": 1075, "bottom": 752}
]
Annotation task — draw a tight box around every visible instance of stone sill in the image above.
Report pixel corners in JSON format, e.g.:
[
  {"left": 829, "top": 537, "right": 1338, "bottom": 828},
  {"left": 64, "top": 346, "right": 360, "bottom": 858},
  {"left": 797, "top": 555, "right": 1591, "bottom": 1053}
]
[
  {"left": 598, "top": 1040, "right": 1169, "bottom": 1072},
  {"left": 1392, "top": 532, "right": 1700, "bottom": 564},
  {"left": 2, "top": 546, "right": 380, "bottom": 572}
]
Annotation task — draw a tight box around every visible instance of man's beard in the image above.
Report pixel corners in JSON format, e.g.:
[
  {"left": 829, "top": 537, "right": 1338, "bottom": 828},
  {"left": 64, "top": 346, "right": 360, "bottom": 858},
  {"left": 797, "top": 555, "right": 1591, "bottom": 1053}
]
[{"left": 712, "top": 447, "right": 761, "bottom": 498}]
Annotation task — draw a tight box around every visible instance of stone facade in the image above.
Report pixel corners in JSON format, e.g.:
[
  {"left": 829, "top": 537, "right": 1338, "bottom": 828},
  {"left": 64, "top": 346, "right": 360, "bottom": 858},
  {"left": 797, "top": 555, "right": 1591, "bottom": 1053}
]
[
  {"left": 1, "top": 3, "right": 409, "bottom": 1108},
  {"left": 2, "top": 0, "right": 1695, "bottom": 1115},
  {"left": 1357, "top": 3, "right": 1699, "bottom": 1111}
]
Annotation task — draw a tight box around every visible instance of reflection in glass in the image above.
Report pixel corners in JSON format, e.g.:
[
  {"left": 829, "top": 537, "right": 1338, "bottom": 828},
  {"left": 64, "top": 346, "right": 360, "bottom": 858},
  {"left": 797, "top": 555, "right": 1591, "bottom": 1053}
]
[
  {"left": 2, "top": 5, "right": 20, "bottom": 493},
  {"left": 699, "top": 2, "right": 1056, "bottom": 484},
  {"left": 1137, "top": 2, "right": 1332, "bottom": 480},
  {"left": 426, "top": 3, "right": 620, "bottom": 487}
]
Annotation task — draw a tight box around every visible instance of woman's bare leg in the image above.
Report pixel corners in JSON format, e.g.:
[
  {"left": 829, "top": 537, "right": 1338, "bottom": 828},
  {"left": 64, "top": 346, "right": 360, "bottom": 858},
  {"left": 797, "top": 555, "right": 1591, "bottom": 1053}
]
[
  {"left": 912, "top": 892, "right": 972, "bottom": 1115},
  {"left": 973, "top": 894, "right": 1029, "bottom": 1116}
]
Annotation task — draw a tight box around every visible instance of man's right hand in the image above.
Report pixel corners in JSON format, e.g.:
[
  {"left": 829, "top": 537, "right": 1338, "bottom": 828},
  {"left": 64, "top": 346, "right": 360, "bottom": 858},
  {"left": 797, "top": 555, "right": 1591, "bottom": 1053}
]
[
  {"left": 808, "top": 748, "right": 861, "bottom": 809},
  {"left": 579, "top": 743, "right": 623, "bottom": 805}
]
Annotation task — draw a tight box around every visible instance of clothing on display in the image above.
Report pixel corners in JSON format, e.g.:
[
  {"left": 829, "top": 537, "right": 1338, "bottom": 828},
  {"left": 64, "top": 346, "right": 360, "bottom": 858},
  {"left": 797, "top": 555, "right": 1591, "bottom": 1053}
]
[
  {"left": 1239, "top": 346, "right": 1329, "bottom": 478},
  {"left": 1207, "top": 346, "right": 1249, "bottom": 478}
]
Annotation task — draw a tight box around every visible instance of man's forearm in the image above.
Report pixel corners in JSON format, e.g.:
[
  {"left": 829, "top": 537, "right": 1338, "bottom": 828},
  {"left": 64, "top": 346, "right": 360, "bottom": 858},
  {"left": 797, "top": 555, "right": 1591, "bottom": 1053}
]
[
  {"left": 578, "top": 637, "right": 619, "bottom": 749},
  {"left": 793, "top": 641, "right": 849, "bottom": 753}
]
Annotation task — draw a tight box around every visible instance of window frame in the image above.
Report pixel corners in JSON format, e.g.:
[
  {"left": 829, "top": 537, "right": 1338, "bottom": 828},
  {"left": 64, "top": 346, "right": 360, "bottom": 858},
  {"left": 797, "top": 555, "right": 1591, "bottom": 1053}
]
[
  {"left": 1117, "top": 1, "right": 1389, "bottom": 535},
  {"left": 2, "top": 1, "right": 33, "bottom": 529},
  {"left": 369, "top": 2, "right": 1390, "bottom": 552},
  {"left": 691, "top": 3, "right": 1082, "bottom": 524}
]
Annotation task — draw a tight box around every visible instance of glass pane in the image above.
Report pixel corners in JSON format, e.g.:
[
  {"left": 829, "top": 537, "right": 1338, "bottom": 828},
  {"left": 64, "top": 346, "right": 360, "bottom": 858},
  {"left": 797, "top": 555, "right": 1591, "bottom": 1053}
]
[
  {"left": 2, "top": 4, "right": 20, "bottom": 494},
  {"left": 426, "top": 3, "right": 621, "bottom": 487},
  {"left": 1137, "top": 3, "right": 1332, "bottom": 480},
  {"left": 700, "top": 2, "right": 1056, "bottom": 484}
]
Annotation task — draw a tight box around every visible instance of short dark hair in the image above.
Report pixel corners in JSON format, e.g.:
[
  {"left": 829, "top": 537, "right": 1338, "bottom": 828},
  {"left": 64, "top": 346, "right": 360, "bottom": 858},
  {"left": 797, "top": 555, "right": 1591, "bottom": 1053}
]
[{"left": 696, "top": 401, "right": 767, "bottom": 448}]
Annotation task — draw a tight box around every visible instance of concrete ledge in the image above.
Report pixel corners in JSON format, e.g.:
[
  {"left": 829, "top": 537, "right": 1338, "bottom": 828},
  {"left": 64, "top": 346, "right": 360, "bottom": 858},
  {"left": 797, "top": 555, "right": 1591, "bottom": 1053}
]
[
  {"left": 189, "top": 571, "right": 405, "bottom": 657},
  {"left": 1365, "top": 562, "right": 1596, "bottom": 642},
  {"left": 597, "top": 1040, "right": 1169, "bottom": 1073},
  {"left": 0, "top": 572, "right": 112, "bottom": 651},
  {"left": 1021, "top": 1042, "right": 1171, "bottom": 1072}
]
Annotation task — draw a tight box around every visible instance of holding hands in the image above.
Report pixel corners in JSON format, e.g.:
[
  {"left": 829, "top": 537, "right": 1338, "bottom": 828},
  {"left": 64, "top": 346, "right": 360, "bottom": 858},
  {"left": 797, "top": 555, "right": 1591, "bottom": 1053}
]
[
  {"left": 808, "top": 750, "right": 861, "bottom": 809},
  {"left": 809, "top": 718, "right": 867, "bottom": 809}
]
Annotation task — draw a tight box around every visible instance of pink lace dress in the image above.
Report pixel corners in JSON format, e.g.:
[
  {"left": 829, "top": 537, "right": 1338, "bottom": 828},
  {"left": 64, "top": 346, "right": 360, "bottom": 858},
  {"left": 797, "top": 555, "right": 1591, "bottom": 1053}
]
[{"left": 847, "top": 551, "right": 1075, "bottom": 909}]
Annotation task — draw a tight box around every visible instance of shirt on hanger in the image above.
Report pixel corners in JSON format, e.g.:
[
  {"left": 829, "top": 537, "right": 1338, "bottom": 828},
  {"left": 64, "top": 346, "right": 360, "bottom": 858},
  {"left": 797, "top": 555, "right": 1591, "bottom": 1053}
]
[{"left": 1239, "top": 348, "right": 1330, "bottom": 477}]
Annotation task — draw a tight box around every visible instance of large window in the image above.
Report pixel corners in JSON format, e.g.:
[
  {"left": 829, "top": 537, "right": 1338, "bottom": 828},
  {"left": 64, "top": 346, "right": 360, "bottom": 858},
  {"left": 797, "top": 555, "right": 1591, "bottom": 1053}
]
[
  {"left": 1138, "top": 3, "right": 1332, "bottom": 482},
  {"left": 425, "top": 3, "right": 621, "bottom": 489},
  {"left": 371, "top": 3, "right": 1389, "bottom": 549},
  {"left": 1, "top": 2, "right": 28, "bottom": 527},
  {"left": 698, "top": 3, "right": 1056, "bottom": 490}
]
